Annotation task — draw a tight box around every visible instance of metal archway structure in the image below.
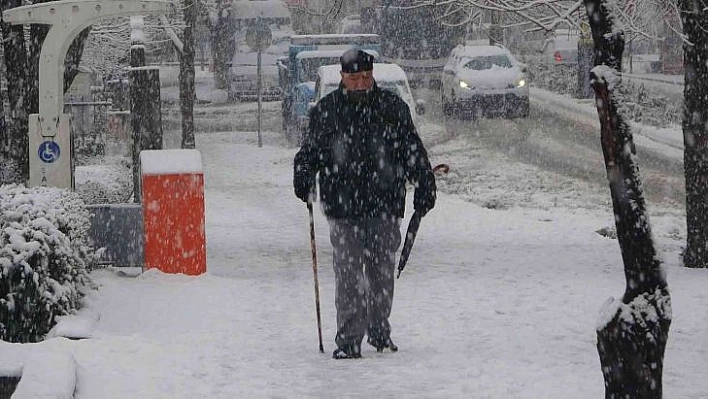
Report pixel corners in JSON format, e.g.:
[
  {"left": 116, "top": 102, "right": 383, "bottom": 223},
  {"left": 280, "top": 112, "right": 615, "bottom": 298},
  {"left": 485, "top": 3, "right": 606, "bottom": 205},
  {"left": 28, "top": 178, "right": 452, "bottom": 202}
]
[{"left": 3, "top": 0, "right": 174, "bottom": 188}]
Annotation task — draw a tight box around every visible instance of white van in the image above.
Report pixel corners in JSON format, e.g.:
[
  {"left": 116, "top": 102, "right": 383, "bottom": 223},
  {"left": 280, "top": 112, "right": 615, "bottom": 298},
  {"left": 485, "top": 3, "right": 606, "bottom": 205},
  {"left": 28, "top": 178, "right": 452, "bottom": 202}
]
[{"left": 312, "top": 63, "right": 424, "bottom": 126}]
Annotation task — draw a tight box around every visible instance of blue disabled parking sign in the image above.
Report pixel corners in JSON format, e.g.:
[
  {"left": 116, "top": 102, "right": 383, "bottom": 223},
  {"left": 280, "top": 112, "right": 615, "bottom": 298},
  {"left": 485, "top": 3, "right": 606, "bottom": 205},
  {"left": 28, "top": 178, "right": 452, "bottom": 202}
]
[{"left": 38, "top": 141, "right": 60, "bottom": 163}]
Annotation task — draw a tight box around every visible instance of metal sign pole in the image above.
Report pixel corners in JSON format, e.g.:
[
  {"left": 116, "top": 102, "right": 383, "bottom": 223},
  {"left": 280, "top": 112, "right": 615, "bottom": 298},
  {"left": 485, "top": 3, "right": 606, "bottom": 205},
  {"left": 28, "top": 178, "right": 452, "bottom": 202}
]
[
  {"left": 257, "top": 47, "right": 263, "bottom": 148},
  {"left": 246, "top": 18, "right": 270, "bottom": 149}
]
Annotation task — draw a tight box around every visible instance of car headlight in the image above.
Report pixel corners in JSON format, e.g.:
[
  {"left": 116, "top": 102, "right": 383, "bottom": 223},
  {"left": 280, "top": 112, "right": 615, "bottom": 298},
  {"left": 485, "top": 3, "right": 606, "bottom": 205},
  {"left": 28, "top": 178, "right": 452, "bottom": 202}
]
[
  {"left": 516, "top": 78, "right": 526, "bottom": 88},
  {"left": 459, "top": 80, "right": 473, "bottom": 89}
]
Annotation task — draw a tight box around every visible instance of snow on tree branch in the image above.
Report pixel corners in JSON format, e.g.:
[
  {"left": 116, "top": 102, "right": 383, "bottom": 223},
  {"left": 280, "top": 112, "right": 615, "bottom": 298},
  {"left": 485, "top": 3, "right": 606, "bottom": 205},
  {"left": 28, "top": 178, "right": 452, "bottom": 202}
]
[
  {"left": 592, "top": 64, "right": 621, "bottom": 91},
  {"left": 421, "top": 0, "right": 682, "bottom": 40}
]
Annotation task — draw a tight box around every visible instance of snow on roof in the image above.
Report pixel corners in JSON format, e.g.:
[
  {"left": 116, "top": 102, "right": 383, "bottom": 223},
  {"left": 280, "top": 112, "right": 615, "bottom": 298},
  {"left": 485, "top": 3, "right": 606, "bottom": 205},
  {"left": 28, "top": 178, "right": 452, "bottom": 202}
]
[
  {"left": 296, "top": 49, "right": 379, "bottom": 60},
  {"left": 381, "top": 56, "right": 446, "bottom": 68},
  {"left": 318, "top": 63, "right": 407, "bottom": 85},
  {"left": 296, "top": 50, "right": 347, "bottom": 60},
  {"left": 231, "top": 0, "right": 290, "bottom": 20},
  {"left": 543, "top": 29, "right": 581, "bottom": 49},
  {"left": 551, "top": 28, "right": 581, "bottom": 37},
  {"left": 290, "top": 34, "right": 380, "bottom": 46},
  {"left": 341, "top": 14, "right": 360, "bottom": 22},
  {"left": 452, "top": 45, "right": 511, "bottom": 58}
]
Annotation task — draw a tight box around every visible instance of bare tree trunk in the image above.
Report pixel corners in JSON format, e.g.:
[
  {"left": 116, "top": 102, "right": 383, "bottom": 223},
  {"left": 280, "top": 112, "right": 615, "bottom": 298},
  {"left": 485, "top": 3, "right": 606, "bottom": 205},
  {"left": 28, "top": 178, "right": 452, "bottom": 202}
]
[
  {"left": 488, "top": 10, "right": 503, "bottom": 46},
  {"left": 180, "top": 0, "right": 196, "bottom": 149},
  {"left": 680, "top": 0, "right": 708, "bottom": 268},
  {"left": 0, "top": 0, "right": 28, "bottom": 184},
  {"left": 583, "top": 0, "right": 671, "bottom": 397},
  {"left": 577, "top": 34, "right": 594, "bottom": 99},
  {"left": 211, "top": 0, "right": 230, "bottom": 90}
]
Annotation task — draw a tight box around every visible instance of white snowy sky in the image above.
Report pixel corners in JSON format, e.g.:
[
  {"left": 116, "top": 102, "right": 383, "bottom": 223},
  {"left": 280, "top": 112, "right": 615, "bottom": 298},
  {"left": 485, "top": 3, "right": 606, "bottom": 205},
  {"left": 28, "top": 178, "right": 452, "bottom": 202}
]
[{"left": 2, "top": 68, "right": 707, "bottom": 398}]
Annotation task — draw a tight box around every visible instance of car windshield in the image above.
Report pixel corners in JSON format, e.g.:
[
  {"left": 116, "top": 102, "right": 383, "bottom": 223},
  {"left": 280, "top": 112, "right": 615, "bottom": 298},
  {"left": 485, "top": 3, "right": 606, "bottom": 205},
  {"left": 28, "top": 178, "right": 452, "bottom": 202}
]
[
  {"left": 463, "top": 55, "right": 513, "bottom": 70},
  {"left": 298, "top": 57, "right": 341, "bottom": 82}
]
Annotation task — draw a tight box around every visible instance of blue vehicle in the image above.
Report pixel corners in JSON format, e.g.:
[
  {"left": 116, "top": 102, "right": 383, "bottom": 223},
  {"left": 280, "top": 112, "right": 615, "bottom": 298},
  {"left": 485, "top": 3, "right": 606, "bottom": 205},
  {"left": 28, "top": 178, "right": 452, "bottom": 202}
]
[{"left": 277, "top": 34, "right": 381, "bottom": 144}]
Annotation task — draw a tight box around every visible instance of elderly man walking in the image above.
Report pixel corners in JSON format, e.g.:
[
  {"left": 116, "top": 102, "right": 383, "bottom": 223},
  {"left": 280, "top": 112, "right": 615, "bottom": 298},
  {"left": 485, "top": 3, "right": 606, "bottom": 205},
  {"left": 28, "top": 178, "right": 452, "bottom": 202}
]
[{"left": 293, "top": 48, "right": 436, "bottom": 359}]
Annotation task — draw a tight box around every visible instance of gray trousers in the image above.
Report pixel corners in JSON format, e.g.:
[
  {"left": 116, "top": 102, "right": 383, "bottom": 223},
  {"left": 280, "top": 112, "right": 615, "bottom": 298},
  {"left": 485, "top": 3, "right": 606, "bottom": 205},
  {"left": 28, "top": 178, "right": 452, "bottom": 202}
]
[{"left": 328, "top": 217, "right": 402, "bottom": 348}]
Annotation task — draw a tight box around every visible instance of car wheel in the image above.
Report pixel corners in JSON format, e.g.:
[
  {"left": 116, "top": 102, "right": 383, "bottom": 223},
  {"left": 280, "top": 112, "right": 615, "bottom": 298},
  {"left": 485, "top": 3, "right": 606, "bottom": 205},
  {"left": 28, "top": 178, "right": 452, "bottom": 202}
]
[
  {"left": 517, "top": 100, "right": 530, "bottom": 118},
  {"left": 441, "top": 88, "right": 452, "bottom": 116},
  {"left": 521, "top": 104, "right": 530, "bottom": 118},
  {"left": 448, "top": 89, "right": 458, "bottom": 117},
  {"left": 469, "top": 107, "right": 480, "bottom": 122}
]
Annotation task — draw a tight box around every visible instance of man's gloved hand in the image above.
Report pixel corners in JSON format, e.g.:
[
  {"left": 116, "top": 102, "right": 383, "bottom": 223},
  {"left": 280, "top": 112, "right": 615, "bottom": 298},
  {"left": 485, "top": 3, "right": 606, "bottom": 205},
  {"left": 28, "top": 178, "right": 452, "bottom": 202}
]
[
  {"left": 414, "top": 191, "right": 436, "bottom": 218},
  {"left": 294, "top": 165, "right": 314, "bottom": 203}
]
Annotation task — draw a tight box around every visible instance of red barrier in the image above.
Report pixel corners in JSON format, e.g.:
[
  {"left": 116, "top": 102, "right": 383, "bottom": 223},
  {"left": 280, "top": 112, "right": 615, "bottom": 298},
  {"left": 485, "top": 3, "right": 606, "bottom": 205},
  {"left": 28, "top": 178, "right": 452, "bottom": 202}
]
[{"left": 140, "top": 149, "right": 206, "bottom": 275}]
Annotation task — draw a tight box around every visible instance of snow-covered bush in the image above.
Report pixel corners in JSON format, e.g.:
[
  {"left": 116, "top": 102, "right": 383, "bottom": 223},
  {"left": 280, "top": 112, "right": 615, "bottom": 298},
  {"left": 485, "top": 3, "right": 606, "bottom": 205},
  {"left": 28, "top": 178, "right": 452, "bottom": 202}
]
[
  {"left": 75, "top": 156, "right": 134, "bottom": 205},
  {"left": 528, "top": 62, "right": 578, "bottom": 96},
  {"left": 0, "top": 184, "right": 98, "bottom": 343},
  {"left": 529, "top": 61, "right": 682, "bottom": 128},
  {"left": 620, "top": 79, "right": 682, "bottom": 128}
]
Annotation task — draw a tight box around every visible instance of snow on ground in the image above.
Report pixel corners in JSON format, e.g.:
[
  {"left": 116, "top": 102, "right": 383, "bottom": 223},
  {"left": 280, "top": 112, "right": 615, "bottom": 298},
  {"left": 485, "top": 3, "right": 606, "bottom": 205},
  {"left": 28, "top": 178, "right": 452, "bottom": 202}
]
[
  {"left": 530, "top": 87, "right": 684, "bottom": 154},
  {"left": 3, "top": 73, "right": 708, "bottom": 398}
]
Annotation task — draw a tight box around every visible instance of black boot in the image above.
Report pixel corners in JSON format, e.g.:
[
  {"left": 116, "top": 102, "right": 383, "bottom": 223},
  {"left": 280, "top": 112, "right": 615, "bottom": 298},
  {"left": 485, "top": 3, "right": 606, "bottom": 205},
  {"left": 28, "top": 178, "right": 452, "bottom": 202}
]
[
  {"left": 367, "top": 336, "right": 398, "bottom": 353},
  {"left": 332, "top": 343, "right": 362, "bottom": 359}
]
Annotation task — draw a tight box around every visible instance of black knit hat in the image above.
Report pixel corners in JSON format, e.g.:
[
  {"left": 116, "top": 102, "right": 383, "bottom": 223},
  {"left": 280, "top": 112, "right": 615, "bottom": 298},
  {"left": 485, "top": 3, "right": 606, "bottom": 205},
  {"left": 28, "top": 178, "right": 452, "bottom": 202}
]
[{"left": 340, "top": 48, "right": 374, "bottom": 73}]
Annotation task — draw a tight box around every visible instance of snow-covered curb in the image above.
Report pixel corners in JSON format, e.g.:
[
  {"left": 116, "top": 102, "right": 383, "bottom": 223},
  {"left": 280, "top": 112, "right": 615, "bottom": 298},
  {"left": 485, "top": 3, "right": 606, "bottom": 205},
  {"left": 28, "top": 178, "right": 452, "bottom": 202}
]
[
  {"left": 0, "top": 339, "right": 77, "bottom": 398},
  {"left": 530, "top": 87, "right": 684, "bottom": 161},
  {"left": 624, "top": 72, "right": 683, "bottom": 87},
  {"left": 46, "top": 308, "right": 100, "bottom": 340},
  {"left": 0, "top": 299, "right": 98, "bottom": 397}
]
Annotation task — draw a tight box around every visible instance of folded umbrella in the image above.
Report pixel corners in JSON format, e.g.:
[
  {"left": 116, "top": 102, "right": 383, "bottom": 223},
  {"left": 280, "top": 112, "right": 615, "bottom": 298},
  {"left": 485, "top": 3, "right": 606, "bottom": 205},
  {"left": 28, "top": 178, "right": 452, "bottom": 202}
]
[
  {"left": 396, "top": 163, "right": 449, "bottom": 279},
  {"left": 396, "top": 211, "right": 422, "bottom": 279}
]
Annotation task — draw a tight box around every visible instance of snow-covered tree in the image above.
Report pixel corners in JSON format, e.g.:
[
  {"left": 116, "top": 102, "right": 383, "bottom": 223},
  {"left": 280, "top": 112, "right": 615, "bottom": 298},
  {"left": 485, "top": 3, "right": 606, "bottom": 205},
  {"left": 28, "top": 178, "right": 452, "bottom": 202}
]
[
  {"left": 582, "top": 1, "right": 671, "bottom": 395},
  {"left": 179, "top": 0, "right": 196, "bottom": 149}
]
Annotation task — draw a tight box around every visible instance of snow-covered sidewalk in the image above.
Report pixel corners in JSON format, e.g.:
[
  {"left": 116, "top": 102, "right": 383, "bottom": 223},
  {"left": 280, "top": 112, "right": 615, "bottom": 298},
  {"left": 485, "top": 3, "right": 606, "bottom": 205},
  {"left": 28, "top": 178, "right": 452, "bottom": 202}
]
[{"left": 2, "top": 109, "right": 708, "bottom": 398}]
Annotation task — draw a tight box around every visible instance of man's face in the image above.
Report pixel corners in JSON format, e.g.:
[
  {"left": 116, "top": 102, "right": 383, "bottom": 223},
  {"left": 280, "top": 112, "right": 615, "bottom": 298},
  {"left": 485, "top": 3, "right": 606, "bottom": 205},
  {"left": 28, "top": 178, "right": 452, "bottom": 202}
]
[{"left": 340, "top": 70, "right": 374, "bottom": 92}]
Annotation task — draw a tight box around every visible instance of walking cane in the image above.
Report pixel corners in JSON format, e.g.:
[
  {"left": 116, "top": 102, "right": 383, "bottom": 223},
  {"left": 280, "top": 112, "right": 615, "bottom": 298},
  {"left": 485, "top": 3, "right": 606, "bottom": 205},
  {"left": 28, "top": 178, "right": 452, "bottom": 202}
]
[{"left": 307, "top": 200, "right": 325, "bottom": 353}]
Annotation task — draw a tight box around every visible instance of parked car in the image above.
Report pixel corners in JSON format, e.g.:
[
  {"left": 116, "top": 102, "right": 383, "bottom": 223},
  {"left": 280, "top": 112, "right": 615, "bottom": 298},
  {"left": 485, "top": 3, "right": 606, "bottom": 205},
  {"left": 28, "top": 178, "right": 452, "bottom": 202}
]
[
  {"left": 311, "top": 63, "right": 425, "bottom": 129},
  {"left": 540, "top": 29, "right": 580, "bottom": 65},
  {"left": 440, "top": 44, "right": 529, "bottom": 119}
]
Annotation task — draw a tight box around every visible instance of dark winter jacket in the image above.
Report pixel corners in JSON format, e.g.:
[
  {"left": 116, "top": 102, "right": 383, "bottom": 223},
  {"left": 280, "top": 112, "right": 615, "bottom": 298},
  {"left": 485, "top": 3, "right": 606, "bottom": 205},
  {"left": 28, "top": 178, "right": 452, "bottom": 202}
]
[{"left": 293, "top": 82, "right": 436, "bottom": 219}]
